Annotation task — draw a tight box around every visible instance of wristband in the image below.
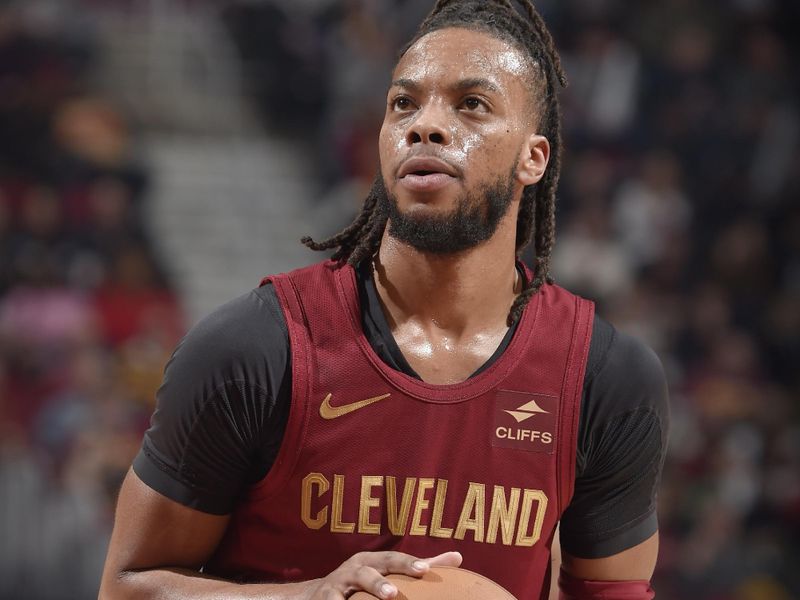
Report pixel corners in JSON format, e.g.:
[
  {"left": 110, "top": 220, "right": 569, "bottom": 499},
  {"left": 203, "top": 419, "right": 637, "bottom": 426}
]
[{"left": 558, "top": 568, "right": 655, "bottom": 599}]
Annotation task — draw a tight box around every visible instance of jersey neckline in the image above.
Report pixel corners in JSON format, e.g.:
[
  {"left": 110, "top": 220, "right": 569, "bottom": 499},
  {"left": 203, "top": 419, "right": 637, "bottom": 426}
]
[
  {"left": 333, "top": 260, "right": 541, "bottom": 403},
  {"left": 356, "top": 259, "right": 521, "bottom": 381}
]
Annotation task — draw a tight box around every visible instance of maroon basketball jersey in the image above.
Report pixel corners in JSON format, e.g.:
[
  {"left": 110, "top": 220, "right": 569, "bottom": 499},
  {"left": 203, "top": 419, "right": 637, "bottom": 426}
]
[{"left": 206, "top": 261, "right": 594, "bottom": 599}]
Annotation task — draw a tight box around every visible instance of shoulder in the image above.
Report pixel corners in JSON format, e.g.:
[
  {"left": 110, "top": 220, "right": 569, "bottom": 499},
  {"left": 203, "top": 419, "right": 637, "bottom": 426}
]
[
  {"left": 188, "top": 284, "right": 287, "bottom": 346},
  {"left": 134, "top": 284, "right": 292, "bottom": 513},
  {"left": 174, "top": 285, "right": 288, "bottom": 372},
  {"left": 159, "top": 284, "right": 290, "bottom": 404},
  {"left": 576, "top": 314, "right": 670, "bottom": 485},
  {"left": 584, "top": 315, "right": 668, "bottom": 422}
]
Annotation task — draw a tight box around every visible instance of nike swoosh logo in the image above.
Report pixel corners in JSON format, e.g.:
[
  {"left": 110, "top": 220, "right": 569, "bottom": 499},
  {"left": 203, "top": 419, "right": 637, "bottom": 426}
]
[{"left": 319, "top": 393, "right": 391, "bottom": 420}]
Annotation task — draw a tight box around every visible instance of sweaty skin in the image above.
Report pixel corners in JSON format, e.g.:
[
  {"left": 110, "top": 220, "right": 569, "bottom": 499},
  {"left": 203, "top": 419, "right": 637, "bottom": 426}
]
[
  {"left": 376, "top": 27, "right": 550, "bottom": 384},
  {"left": 381, "top": 29, "right": 543, "bottom": 217}
]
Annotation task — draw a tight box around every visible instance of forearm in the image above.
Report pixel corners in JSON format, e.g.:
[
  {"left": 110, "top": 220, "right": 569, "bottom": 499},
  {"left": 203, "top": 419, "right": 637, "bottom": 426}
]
[{"left": 99, "top": 568, "right": 316, "bottom": 600}]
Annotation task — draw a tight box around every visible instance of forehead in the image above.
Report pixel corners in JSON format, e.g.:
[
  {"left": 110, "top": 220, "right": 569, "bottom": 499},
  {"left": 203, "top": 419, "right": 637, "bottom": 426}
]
[{"left": 393, "top": 27, "right": 534, "bottom": 92}]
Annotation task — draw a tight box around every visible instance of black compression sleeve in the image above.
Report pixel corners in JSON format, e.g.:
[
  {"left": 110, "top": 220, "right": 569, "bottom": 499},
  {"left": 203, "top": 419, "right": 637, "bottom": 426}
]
[
  {"left": 559, "top": 318, "right": 670, "bottom": 558},
  {"left": 132, "top": 284, "right": 291, "bottom": 515}
]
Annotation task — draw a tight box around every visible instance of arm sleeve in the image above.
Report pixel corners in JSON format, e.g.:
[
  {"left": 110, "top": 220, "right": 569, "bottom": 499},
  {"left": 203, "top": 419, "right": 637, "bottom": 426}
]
[
  {"left": 132, "top": 284, "right": 292, "bottom": 515},
  {"left": 559, "top": 318, "right": 670, "bottom": 558}
]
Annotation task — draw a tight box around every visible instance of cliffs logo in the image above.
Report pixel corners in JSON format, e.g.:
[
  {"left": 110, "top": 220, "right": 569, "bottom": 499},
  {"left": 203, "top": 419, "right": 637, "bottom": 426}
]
[{"left": 493, "top": 390, "right": 558, "bottom": 454}]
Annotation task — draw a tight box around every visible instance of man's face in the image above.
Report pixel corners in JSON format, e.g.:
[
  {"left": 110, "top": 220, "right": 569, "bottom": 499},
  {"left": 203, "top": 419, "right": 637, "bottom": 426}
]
[{"left": 378, "top": 27, "right": 539, "bottom": 252}]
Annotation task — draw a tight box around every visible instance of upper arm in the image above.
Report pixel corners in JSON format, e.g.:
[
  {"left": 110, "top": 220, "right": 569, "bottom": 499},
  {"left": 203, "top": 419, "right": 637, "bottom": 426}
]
[
  {"left": 100, "top": 469, "right": 230, "bottom": 582},
  {"left": 101, "top": 286, "right": 291, "bottom": 586},
  {"left": 134, "top": 286, "right": 291, "bottom": 515},
  {"left": 560, "top": 320, "right": 669, "bottom": 562}
]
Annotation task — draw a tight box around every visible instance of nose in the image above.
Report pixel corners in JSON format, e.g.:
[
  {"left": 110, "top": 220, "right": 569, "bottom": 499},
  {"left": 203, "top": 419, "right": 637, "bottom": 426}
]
[{"left": 406, "top": 102, "right": 451, "bottom": 146}]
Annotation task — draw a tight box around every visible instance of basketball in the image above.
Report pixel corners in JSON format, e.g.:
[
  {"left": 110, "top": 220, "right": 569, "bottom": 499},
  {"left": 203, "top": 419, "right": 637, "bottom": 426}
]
[{"left": 350, "top": 566, "right": 517, "bottom": 600}]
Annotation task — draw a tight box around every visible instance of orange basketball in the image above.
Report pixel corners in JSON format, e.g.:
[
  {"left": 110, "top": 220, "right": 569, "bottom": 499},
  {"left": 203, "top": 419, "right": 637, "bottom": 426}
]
[{"left": 350, "top": 566, "right": 517, "bottom": 600}]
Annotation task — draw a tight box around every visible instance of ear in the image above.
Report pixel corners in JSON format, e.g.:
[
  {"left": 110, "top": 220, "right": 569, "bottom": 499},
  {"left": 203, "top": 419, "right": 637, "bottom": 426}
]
[{"left": 516, "top": 134, "right": 550, "bottom": 187}]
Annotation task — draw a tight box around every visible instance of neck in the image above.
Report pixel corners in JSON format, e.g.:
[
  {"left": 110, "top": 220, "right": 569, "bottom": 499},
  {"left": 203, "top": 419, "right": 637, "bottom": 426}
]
[{"left": 373, "top": 210, "right": 520, "bottom": 336}]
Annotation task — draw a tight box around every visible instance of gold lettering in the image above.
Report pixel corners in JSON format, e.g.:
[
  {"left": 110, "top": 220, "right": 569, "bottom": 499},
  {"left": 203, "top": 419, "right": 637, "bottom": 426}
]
[
  {"left": 516, "top": 489, "right": 548, "bottom": 547},
  {"left": 301, "top": 472, "right": 329, "bottom": 530},
  {"left": 430, "top": 479, "right": 454, "bottom": 539},
  {"left": 454, "top": 482, "right": 486, "bottom": 543},
  {"left": 386, "top": 476, "right": 416, "bottom": 535},
  {"left": 331, "top": 474, "right": 355, "bottom": 533},
  {"left": 487, "top": 486, "right": 520, "bottom": 545},
  {"left": 358, "top": 476, "right": 383, "bottom": 535},
  {"left": 307, "top": 472, "right": 549, "bottom": 546},
  {"left": 409, "top": 478, "right": 435, "bottom": 536}
]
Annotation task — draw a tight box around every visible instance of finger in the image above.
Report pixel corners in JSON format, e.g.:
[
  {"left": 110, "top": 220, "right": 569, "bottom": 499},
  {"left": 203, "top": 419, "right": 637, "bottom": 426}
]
[
  {"left": 418, "top": 551, "right": 463, "bottom": 569},
  {"left": 357, "top": 551, "right": 432, "bottom": 577},
  {"left": 350, "top": 565, "right": 398, "bottom": 600}
]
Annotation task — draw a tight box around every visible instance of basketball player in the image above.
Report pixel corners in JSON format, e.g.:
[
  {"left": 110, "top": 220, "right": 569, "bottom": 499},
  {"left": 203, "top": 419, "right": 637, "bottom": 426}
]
[{"left": 99, "top": 2, "right": 669, "bottom": 599}]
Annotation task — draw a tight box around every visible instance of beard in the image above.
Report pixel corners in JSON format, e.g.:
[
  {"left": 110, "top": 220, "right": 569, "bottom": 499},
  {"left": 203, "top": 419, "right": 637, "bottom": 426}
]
[{"left": 377, "top": 168, "right": 517, "bottom": 255}]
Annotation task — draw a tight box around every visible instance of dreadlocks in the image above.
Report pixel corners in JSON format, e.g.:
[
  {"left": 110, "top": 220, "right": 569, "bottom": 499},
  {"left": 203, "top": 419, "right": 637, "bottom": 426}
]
[{"left": 301, "top": 0, "right": 567, "bottom": 325}]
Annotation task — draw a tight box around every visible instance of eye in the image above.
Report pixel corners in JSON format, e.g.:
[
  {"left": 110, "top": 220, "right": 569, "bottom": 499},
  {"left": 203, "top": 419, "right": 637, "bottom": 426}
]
[
  {"left": 391, "top": 96, "right": 415, "bottom": 111},
  {"left": 460, "top": 96, "right": 488, "bottom": 112}
]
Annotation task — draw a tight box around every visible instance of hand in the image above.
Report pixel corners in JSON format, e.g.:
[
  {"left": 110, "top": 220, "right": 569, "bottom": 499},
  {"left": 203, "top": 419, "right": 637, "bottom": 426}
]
[{"left": 305, "top": 550, "right": 462, "bottom": 600}]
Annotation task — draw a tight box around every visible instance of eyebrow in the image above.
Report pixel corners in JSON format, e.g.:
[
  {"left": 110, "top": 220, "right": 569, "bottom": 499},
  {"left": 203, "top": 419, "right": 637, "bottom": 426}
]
[{"left": 390, "top": 77, "right": 501, "bottom": 94}]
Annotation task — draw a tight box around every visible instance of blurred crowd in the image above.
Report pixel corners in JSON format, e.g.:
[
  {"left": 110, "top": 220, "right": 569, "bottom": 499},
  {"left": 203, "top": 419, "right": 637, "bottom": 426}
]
[
  {"left": 0, "top": 4, "right": 183, "bottom": 598},
  {"left": 546, "top": 3, "right": 800, "bottom": 598},
  {"left": 0, "top": 0, "right": 798, "bottom": 598}
]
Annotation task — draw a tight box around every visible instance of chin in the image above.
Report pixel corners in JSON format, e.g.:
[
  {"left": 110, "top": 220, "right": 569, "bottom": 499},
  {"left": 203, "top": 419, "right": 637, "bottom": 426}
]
[{"left": 392, "top": 191, "right": 459, "bottom": 216}]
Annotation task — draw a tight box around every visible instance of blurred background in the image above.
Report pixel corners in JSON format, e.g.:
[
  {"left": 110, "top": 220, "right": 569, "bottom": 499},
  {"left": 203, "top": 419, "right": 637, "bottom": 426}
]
[{"left": 0, "top": 0, "right": 797, "bottom": 598}]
